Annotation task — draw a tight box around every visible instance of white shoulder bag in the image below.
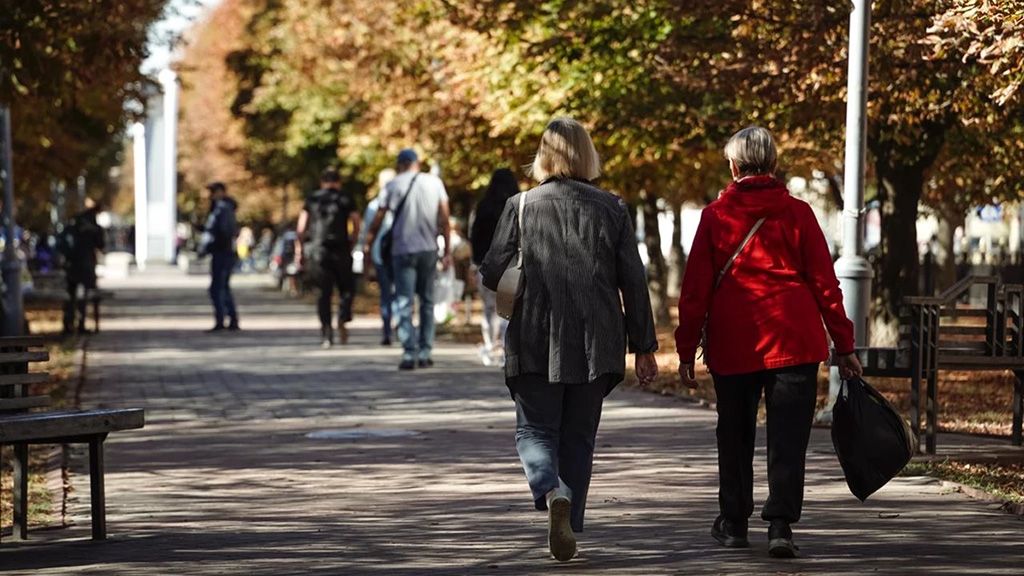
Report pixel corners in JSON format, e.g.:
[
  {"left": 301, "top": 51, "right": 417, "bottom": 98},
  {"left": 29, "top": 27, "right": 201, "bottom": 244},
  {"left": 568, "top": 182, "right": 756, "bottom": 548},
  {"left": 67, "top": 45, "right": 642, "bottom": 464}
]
[{"left": 496, "top": 192, "right": 526, "bottom": 320}]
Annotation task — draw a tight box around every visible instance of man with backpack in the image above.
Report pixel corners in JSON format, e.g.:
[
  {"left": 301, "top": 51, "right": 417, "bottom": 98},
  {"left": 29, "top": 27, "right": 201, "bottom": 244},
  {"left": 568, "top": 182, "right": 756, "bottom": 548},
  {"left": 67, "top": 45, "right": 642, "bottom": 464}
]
[
  {"left": 61, "top": 197, "right": 105, "bottom": 335},
  {"left": 296, "top": 167, "right": 362, "bottom": 348},
  {"left": 198, "top": 181, "right": 241, "bottom": 332}
]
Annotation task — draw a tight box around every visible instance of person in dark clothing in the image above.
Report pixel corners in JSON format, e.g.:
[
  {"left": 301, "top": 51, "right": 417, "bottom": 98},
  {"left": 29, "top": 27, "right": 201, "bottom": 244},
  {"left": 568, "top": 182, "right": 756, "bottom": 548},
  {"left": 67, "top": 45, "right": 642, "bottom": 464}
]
[
  {"left": 198, "top": 182, "right": 240, "bottom": 332},
  {"left": 481, "top": 118, "right": 659, "bottom": 562},
  {"left": 470, "top": 168, "right": 519, "bottom": 366},
  {"left": 62, "top": 198, "right": 105, "bottom": 335},
  {"left": 296, "top": 167, "right": 362, "bottom": 348}
]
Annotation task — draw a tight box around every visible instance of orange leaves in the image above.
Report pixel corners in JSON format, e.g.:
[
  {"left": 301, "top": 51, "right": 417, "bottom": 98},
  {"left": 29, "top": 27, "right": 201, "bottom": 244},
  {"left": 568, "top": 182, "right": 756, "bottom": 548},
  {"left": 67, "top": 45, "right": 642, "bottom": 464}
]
[{"left": 926, "top": 0, "right": 1024, "bottom": 107}]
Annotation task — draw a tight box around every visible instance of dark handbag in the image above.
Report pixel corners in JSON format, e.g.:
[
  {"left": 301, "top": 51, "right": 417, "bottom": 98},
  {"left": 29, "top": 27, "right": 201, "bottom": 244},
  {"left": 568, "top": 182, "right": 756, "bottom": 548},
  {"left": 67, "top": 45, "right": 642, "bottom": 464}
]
[
  {"left": 496, "top": 192, "right": 526, "bottom": 320},
  {"left": 380, "top": 174, "right": 419, "bottom": 266},
  {"left": 698, "top": 217, "right": 765, "bottom": 361},
  {"left": 831, "top": 376, "right": 918, "bottom": 501}
]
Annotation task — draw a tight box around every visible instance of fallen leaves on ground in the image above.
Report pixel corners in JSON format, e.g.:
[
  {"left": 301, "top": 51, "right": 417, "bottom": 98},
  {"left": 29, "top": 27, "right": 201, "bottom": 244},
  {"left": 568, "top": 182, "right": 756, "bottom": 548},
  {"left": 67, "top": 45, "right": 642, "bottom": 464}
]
[{"left": 903, "top": 460, "right": 1024, "bottom": 504}]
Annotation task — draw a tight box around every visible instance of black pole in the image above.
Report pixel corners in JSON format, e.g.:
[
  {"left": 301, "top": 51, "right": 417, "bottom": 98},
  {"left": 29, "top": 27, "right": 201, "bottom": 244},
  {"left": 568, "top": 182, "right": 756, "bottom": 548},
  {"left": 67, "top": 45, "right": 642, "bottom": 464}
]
[{"left": 0, "top": 105, "right": 23, "bottom": 336}]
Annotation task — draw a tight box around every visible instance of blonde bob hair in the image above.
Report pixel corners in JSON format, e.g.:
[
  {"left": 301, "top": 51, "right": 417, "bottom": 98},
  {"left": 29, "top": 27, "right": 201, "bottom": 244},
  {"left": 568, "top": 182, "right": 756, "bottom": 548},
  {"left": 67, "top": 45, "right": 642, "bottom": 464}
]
[
  {"left": 530, "top": 117, "right": 602, "bottom": 182},
  {"left": 724, "top": 126, "right": 778, "bottom": 177}
]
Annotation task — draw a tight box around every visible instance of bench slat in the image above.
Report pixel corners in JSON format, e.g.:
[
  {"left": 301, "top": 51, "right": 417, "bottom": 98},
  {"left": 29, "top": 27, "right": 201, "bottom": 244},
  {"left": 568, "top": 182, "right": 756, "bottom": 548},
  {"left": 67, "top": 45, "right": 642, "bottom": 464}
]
[
  {"left": 939, "top": 309, "right": 989, "bottom": 318},
  {"left": 938, "top": 325, "right": 989, "bottom": 336},
  {"left": 937, "top": 341, "right": 989, "bottom": 352},
  {"left": 0, "top": 408, "right": 144, "bottom": 443},
  {"left": 0, "top": 373, "right": 50, "bottom": 387},
  {"left": 0, "top": 396, "right": 52, "bottom": 411},
  {"left": 0, "top": 336, "right": 50, "bottom": 348},
  {"left": 0, "top": 351, "right": 48, "bottom": 365},
  {"left": 937, "top": 354, "right": 1024, "bottom": 367}
]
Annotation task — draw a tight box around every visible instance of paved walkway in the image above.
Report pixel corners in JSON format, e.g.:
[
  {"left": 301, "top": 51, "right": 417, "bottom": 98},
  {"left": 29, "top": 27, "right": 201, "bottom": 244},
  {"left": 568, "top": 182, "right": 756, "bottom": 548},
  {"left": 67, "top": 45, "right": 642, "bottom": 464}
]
[{"left": 3, "top": 267, "right": 1022, "bottom": 574}]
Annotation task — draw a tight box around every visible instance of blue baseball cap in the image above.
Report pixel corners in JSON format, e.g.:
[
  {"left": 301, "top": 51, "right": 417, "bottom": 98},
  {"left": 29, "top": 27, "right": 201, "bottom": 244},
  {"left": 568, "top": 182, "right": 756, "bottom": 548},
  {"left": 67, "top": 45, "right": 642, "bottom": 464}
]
[{"left": 397, "top": 148, "right": 419, "bottom": 164}]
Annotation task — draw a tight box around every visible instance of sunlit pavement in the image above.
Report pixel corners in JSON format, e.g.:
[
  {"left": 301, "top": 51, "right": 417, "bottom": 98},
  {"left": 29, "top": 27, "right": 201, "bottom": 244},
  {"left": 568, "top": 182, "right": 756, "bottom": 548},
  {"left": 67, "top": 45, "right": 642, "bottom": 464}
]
[{"left": 2, "top": 266, "right": 1022, "bottom": 575}]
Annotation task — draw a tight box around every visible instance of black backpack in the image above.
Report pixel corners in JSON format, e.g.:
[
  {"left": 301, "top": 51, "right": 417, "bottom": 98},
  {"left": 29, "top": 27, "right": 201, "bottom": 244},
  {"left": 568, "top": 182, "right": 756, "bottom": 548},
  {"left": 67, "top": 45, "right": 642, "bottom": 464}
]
[{"left": 307, "top": 189, "right": 353, "bottom": 249}]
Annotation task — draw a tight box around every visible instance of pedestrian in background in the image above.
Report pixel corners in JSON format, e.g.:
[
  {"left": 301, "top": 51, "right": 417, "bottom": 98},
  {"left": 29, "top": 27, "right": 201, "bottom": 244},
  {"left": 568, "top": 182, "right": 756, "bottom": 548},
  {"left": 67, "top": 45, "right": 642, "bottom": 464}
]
[
  {"left": 297, "top": 167, "right": 362, "bottom": 348},
  {"left": 61, "top": 197, "right": 105, "bottom": 335},
  {"left": 470, "top": 168, "right": 519, "bottom": 366},
  {"left": 236, "top": 226, "right": 255, "bottom": 272},
  {"left": 365, "top": 149, "right": 452, "bottom": 370},
  {"left": 358, "top": 168, "right": 398, "bottom": 345},
  {"left": 675, "top": 126, "right": 863, "bottom": 558},
  {"left": 198, "top": 182, "right": 240, "bottom": 332},
  {"left": 481, "top": 118, "right": 659, "bottom": 562},
  {"left": 448, "top": 218, "right": 472, "bottom": 322}
]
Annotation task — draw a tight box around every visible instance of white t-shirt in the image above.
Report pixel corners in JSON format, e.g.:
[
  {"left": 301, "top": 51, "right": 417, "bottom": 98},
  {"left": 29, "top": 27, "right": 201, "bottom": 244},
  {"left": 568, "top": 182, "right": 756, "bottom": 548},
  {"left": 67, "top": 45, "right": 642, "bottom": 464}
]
[{"left": 382, "top": 171, "right": 449, "bottom": 256}]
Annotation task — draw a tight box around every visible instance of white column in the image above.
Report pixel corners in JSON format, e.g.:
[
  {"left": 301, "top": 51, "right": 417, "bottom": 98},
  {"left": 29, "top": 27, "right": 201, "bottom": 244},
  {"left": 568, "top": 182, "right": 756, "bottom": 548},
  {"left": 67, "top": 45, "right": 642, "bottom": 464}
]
[
  {"left": 158, "top": 68, "right": 179, "bottom": 264},
  {"left": 132, "top": 122, "right": 149, "bottom": 270}
]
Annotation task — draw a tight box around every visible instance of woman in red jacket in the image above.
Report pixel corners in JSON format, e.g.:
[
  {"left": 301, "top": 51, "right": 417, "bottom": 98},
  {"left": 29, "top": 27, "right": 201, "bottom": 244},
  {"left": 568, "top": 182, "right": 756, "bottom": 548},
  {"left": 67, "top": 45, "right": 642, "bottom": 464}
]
[{"left": 676, "top": 126, "right": 862, "bottom": 558}]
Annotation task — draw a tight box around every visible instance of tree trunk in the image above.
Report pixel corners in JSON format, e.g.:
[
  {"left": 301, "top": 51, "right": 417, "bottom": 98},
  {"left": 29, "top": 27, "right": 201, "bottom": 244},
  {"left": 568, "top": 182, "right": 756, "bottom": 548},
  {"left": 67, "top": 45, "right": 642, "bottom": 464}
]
[
  {"left": 875, "top": 162, "right": 925, "bottom": 322},
  {"left": 935, "top": 206, "right": 964, "bottom": 292},
  {"left": 870, "top": 120, "right": 948, "bottom": 337},
  {"left": 641, "top": 192, "right": 671, "bottom": 326},
  {"left": 667, "top": 200, "right": 685, "bottom": 300}
]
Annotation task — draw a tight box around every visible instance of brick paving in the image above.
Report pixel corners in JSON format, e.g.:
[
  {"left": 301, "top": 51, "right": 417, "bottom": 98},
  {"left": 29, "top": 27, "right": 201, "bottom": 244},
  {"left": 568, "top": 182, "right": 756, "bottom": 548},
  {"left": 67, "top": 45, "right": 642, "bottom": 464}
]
[{"left": 2, "top": 267, "right": 1022, "bottom": 574}]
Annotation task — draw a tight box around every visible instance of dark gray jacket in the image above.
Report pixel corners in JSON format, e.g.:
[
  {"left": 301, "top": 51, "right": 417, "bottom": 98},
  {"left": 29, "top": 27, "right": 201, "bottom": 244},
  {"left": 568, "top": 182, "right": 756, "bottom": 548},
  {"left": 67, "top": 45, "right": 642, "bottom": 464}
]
[
  {"left": 198, "top": 197, "right": 238, "bottom": 257},
  {"left": 481, "top": 178, "right": 658, "bottom": 386}
]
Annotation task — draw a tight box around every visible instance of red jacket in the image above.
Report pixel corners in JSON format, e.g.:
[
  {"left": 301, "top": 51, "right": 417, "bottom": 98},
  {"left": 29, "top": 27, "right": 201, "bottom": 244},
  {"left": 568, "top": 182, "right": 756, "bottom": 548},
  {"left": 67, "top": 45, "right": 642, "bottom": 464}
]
[{"left": 674, "top": 176, "right": 855, "bottom": 375}]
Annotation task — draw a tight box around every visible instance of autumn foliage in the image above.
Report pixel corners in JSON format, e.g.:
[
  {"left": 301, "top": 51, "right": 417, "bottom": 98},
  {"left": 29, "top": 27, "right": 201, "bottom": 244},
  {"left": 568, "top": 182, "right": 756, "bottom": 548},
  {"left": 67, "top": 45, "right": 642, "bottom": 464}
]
[{"left": 1, "top": 0, "right": 167, "bottom": 228}]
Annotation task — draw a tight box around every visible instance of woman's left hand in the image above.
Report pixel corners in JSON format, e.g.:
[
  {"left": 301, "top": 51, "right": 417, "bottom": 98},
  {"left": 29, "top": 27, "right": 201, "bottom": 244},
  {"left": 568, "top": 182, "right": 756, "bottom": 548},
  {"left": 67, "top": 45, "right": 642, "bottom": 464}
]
[
  {"left": 678, "top": 363, "right": 698, "bottom": 389},
  {"left": 635, "top": 353, "right": 658, "bottom": 385},
  {"left": 837, "top": 352, "right": 863, "bottom": 380}
]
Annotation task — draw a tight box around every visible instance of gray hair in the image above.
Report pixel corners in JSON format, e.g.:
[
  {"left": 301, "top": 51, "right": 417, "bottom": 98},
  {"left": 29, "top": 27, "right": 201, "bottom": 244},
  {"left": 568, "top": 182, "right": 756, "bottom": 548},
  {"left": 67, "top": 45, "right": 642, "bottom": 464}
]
[
  {"left": 724, "top": 126, "right": 778, "bottom": 177},
  {"left": 530, "top": 117, "right": 602, "bottom": 182}
]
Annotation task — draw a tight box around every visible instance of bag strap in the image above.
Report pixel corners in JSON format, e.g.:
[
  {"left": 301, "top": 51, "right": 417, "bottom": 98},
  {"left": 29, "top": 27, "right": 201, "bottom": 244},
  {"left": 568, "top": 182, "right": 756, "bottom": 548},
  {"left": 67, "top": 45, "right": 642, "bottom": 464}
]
[
  {"left": 391, "top": 174, "right": 420, "bottom": 224},
  {"left": 515, "top": 192, "right": 526, "bottom": 268},
  {"left": 714, "top": 217, "right": 766, "bottom": 289}
]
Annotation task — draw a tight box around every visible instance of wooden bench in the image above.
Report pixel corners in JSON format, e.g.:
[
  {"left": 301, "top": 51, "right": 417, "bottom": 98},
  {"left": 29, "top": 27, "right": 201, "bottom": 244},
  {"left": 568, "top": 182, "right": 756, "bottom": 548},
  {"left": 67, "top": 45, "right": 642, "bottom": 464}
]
[
  {"left": 854, "top": 275, "right": 1024, "bottom": 454},
  {"left": 0, "top": 336, "right": 144, "bottom": 542}
]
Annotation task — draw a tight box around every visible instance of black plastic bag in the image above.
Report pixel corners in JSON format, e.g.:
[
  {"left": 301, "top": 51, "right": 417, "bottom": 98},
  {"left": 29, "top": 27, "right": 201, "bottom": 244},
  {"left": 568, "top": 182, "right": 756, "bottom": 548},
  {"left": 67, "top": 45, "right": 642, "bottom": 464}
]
[{"left": 831, "top": 377, "right": 918, "bottom": 501}]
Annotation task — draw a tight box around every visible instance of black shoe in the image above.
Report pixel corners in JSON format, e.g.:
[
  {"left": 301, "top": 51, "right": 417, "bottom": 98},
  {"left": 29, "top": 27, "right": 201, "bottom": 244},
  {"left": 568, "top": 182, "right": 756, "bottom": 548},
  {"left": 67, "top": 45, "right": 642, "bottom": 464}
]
[
  {"left": 768, "top": 520, "right": 799, "bottom": 558},
  {"left": 398, "top": 359, "right": 416, "bottom": 370},
  {"left": 417, "top": 358, "right": 434, "bottom": 368},
  {"left": 205, "top": 325, "right": 226, "bottom": 333},
  {"left": 227, "top": 323, "right": 241, "bottom": 332},
  {"left": 711, "top": 516, "right": 749, "bottom": 548},
  {"left": 321, "top": 327, "right": 334, "bottom": 349},
  {"left": 381, "top": 336, "right": 392, "bottom": 346}
]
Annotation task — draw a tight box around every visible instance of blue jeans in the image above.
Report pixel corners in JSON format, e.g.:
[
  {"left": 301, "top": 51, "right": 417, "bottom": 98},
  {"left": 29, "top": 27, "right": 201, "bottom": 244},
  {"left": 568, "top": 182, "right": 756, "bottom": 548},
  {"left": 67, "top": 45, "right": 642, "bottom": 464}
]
[
  {"left": 209, "top": 251, "right": 238, "bottom": 327},
  {"left": 511, "top": 375, "right": 610, "bottom": 533},
  {"left": 393, "top": 250, "right": 437, "bottom": 361},
  {"left": 374, "top": 260, "right": 396, "bottom": 340}
]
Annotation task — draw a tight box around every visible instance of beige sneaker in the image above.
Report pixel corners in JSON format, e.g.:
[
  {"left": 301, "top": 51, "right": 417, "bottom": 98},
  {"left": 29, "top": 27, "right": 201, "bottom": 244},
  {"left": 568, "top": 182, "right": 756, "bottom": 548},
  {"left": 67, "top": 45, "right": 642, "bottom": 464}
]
[{"left": 547, "top": 494, "right": 576, "bottom": 562}]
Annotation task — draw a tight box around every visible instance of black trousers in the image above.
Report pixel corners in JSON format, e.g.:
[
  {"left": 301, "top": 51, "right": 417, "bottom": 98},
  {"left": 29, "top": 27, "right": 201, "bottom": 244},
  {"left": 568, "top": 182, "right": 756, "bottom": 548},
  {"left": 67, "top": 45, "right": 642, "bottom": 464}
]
[
  {"left": 309, "top": 251, "right": 354, "bottom": 330},
  {"left": 510, "top": 374, "right": 614, "bottom": 533},
  {"left": 712, "top": 363, "right": 818, "bottom": 526},
  {"left": 63, "top": 272, "right": 96, "bottom": 332}
]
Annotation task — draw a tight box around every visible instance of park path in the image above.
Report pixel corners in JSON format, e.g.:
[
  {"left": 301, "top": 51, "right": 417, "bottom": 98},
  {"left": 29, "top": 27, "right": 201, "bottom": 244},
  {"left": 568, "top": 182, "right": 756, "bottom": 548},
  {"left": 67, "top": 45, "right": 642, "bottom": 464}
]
[{"left": 2, "top": 267, "right": 1022, "bottom": 575}]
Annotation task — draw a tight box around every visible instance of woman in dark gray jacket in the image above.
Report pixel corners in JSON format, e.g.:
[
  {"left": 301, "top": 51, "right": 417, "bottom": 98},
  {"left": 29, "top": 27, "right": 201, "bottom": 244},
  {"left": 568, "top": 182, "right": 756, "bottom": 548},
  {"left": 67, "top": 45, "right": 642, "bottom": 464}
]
[{"left": 481, "top": 117, "right": 659, "bottom": 562}]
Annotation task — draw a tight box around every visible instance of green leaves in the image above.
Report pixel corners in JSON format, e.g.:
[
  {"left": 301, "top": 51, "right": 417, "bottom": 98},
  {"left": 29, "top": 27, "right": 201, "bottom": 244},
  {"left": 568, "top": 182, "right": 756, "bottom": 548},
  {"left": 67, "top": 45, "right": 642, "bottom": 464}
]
[{"left": 1, "top": 0, "right": 168, "bottom": 226}]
